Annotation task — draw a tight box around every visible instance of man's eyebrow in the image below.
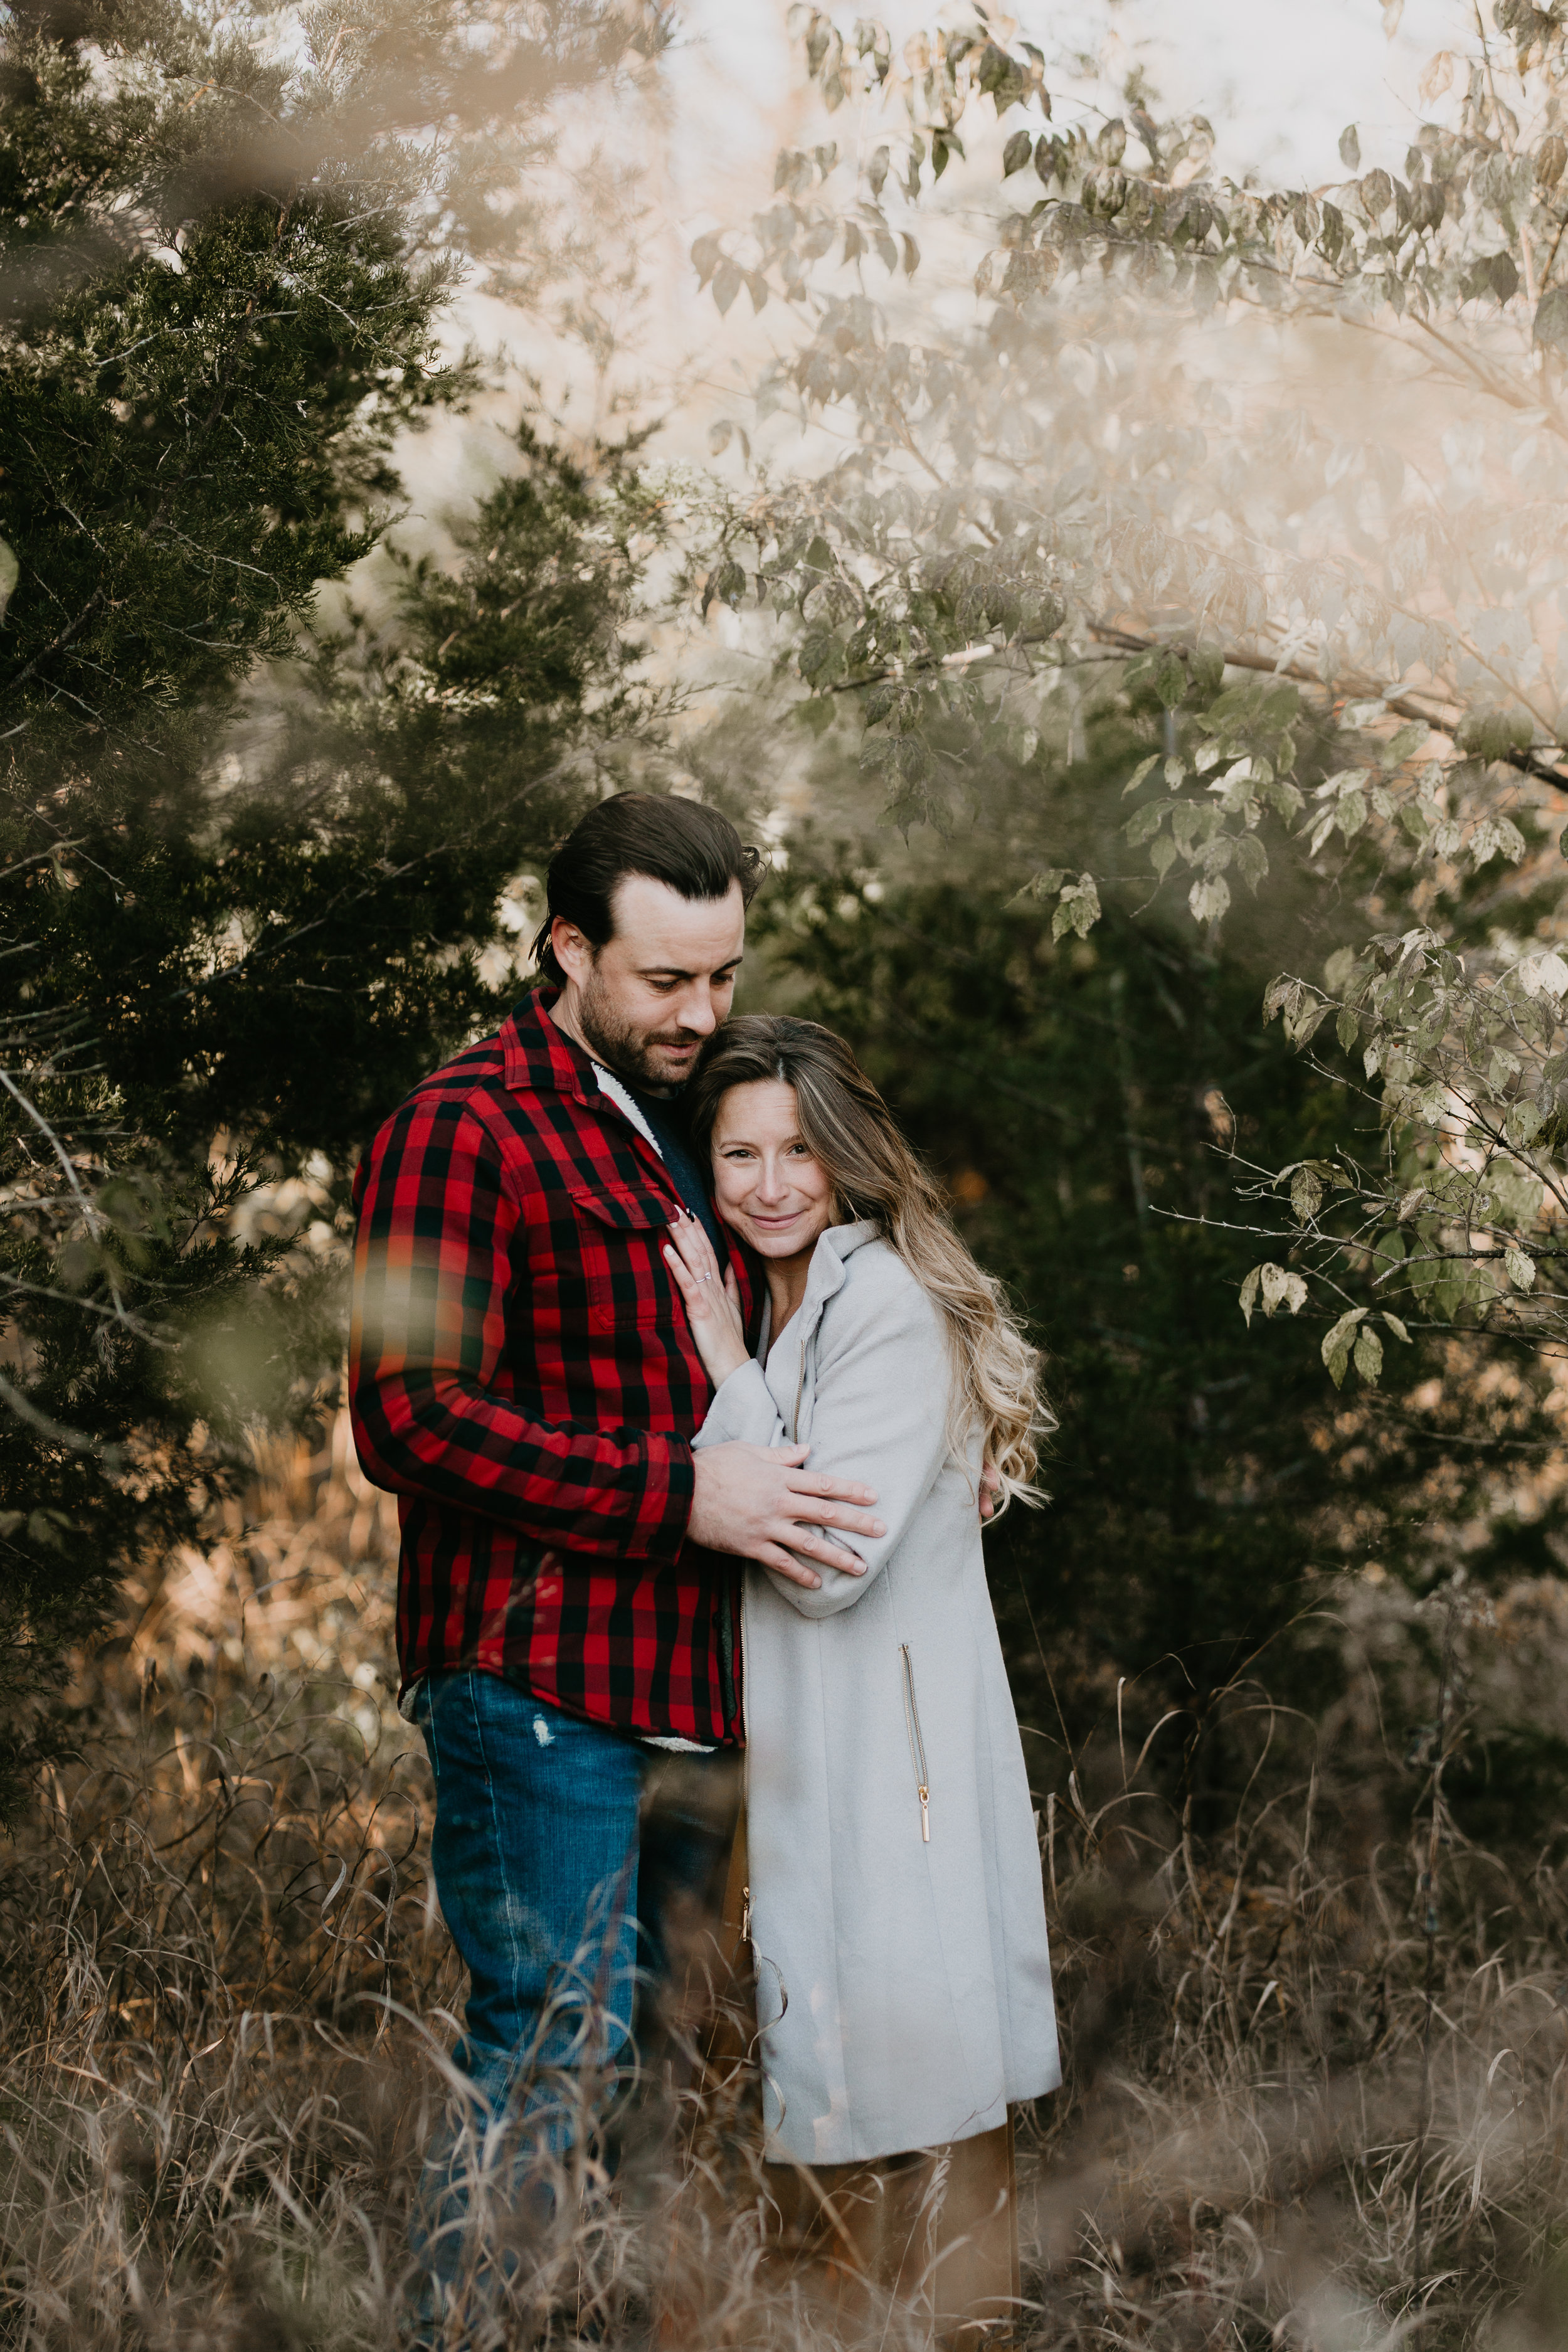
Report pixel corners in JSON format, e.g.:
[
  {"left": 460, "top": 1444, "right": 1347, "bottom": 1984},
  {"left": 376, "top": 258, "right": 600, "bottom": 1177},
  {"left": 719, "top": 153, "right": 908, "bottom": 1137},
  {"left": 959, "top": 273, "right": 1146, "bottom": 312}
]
[{"left": 637, "top": 954, "right": 744, "bottom": 979}]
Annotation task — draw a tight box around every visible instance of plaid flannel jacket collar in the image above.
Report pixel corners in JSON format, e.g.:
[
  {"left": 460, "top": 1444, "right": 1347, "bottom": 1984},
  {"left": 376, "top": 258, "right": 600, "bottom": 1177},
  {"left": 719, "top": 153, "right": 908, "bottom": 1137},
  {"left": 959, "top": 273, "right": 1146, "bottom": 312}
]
[{"left": 504, "top": 987, "right": 602, "bottom": 1113}]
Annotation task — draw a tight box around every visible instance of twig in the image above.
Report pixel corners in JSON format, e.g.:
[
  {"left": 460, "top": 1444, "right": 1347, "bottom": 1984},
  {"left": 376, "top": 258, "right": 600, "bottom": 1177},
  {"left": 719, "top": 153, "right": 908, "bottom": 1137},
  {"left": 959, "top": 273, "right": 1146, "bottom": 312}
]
[{"left": 1412, "top": 1589, "right": 1461, "bottom": 2311}]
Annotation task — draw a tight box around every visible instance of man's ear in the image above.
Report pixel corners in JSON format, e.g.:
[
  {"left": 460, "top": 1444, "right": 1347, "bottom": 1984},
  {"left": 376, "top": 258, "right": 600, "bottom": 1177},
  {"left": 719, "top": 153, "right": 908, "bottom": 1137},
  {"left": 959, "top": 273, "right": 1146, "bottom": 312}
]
[{"left": 551, "top": 916, "right": 593, "bottom": 985}]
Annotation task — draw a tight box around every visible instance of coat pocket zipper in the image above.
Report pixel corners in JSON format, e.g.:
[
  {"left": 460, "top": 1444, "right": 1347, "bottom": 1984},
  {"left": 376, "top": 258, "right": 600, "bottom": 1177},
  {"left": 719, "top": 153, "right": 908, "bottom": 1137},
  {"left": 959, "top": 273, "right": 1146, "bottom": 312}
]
[{"left": 899, "top": 1643, "right": 931, "bottom": 1843}]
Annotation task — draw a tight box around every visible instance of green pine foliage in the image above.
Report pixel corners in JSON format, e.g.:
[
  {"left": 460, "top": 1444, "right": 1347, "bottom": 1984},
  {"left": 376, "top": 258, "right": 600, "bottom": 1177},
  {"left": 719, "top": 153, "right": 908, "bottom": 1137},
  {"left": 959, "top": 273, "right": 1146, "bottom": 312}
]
[{"left": 0, "top": 0, "right": 660, "bottom": 1813}]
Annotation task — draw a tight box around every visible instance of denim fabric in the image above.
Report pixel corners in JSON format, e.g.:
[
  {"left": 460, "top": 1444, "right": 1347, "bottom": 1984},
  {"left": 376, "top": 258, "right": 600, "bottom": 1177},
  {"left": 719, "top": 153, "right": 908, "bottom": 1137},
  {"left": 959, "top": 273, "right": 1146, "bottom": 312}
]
[
  {"left": 407, "top": 1671, "right": 735, "bottom": 2338},
  {"left": 416, "top": 1672, "right": 647, "bottom": 2107}
]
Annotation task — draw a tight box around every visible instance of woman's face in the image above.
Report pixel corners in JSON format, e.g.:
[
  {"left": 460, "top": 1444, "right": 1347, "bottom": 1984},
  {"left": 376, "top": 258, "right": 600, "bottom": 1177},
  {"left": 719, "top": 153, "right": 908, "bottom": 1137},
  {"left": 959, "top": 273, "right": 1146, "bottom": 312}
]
[{"left": 709, "top": 1080, "right": 836, "bottom": 1261}]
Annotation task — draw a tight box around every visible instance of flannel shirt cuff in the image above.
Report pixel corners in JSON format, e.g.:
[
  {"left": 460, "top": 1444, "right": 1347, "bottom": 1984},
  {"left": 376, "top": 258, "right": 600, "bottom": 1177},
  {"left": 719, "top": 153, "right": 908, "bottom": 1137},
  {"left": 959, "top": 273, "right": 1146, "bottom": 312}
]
[{"left": 693, "top": 1360, "right": 780, "bottom": 1451}]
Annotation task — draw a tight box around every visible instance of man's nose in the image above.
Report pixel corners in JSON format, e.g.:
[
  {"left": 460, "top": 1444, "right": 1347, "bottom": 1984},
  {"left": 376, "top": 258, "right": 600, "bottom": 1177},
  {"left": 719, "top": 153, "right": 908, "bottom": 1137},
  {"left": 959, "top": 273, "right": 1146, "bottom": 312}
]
[{"left": 676, "top": 987, "right": 719, "bottom": 1037}]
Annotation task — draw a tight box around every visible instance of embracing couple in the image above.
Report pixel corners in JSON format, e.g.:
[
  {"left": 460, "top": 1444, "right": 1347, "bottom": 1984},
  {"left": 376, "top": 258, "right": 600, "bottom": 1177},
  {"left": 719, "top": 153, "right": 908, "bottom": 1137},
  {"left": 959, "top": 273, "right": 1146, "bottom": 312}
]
[{"left": 350, "top": 793, "right": 1060, "bottom": 2346}]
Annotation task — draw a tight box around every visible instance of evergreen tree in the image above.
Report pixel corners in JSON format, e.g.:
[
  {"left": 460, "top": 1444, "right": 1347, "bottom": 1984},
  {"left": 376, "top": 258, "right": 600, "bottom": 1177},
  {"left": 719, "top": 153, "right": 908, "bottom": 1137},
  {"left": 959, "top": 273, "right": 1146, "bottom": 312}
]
[{"left": 0, "top": 0, "right": 664, "bottom": 1810}]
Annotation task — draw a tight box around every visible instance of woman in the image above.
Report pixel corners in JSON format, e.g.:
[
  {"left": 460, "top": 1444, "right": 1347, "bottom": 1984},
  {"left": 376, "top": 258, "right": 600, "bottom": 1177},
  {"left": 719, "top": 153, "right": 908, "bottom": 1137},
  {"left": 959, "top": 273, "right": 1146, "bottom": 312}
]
[{"left": 661, "top": 1014, "right": 1060, "bottom": 2344}]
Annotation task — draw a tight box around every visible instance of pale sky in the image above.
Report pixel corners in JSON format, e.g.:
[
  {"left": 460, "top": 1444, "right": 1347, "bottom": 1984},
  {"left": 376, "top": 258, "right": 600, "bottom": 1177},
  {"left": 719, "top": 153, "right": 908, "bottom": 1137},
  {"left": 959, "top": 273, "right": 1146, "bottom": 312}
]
[
  {"left": 398, "top": 1, "right": 1478, "bottom": 556},
  {"left": 667, "top": 1, "right": 1464, "bottom": 199}
]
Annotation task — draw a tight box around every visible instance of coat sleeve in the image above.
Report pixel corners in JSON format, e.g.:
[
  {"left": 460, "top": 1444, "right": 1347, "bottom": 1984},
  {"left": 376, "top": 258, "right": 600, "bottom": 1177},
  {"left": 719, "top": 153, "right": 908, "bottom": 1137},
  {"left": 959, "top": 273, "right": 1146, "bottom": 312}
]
[
  {"left": 692, "top": 1360, "right": 785, "bottom": 1451},
  {"left": 758, "top": 1264, "right": 956, "bottom": 1621},
  {"left": 349, "top": 1094, "right": 694, "bottom": 1560}
]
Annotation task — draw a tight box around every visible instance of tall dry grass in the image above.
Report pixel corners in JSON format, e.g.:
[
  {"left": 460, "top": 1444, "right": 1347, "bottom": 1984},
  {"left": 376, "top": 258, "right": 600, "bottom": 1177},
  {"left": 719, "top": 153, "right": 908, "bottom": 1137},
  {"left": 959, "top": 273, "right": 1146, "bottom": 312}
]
[{"left": 2, "top": 1417, "right": 1566, "bottom": 2349}]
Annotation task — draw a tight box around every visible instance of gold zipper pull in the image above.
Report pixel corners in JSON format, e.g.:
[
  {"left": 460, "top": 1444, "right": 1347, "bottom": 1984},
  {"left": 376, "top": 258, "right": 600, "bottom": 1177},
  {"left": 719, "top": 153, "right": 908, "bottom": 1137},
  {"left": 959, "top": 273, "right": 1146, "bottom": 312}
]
[
  {"left": 741, "top": 1883, "right": 751, "bottom": 1944},
  {"left": 919, "top": 1788, "right": 930, "bottom": 1843}
]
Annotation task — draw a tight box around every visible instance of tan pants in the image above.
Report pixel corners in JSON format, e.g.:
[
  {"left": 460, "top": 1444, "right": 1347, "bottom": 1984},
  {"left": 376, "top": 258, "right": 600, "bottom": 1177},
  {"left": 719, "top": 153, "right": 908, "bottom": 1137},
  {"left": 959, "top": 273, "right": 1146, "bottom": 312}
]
[{"left": 662, "top": 1810, "right": 1021, "bottom": 2349}]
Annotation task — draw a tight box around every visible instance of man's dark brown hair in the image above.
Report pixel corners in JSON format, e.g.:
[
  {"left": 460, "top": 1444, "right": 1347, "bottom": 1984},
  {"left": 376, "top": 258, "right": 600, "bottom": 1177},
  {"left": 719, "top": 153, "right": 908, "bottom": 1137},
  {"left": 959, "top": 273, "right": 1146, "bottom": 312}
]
[{"left": 531, "top": 792, "right": 764, "bottom": 987}]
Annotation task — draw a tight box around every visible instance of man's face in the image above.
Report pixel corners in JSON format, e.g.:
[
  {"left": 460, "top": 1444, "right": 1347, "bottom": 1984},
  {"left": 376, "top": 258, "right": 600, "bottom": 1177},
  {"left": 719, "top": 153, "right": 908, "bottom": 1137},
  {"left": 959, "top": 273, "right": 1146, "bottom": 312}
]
[{"left": 551, "top": 874, "right": 746, "bottom": 1090}]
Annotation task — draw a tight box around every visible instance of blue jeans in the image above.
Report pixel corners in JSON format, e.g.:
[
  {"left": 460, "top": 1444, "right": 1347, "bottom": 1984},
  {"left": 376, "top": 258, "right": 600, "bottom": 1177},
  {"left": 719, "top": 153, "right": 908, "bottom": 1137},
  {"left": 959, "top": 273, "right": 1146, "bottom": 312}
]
[{"left": 408, "top": 1673, "right": 735, "bottom": 2332}]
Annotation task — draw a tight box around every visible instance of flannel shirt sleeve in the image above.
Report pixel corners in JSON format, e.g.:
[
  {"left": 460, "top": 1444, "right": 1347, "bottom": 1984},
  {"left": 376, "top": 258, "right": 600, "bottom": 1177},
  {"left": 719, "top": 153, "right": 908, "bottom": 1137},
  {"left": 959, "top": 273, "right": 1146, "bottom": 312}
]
[{"left": 349, "top": 1095, "right": 694, "bottom": 1560}]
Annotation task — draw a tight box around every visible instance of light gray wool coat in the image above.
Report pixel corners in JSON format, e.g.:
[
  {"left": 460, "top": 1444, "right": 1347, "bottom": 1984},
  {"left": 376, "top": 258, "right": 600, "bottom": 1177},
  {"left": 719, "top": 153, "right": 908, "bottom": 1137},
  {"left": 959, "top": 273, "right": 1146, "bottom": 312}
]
[{"left": 693, "top": 1221, "right": 1061, "bottom": 2167}]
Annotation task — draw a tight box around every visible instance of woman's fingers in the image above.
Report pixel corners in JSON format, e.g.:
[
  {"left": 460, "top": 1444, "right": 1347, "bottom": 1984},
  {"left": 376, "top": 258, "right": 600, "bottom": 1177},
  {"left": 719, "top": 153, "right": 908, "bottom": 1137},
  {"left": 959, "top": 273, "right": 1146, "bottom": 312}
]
[
  {"left": 667, "top": 1209, "right": 722, "bottom": 1284},
  {"left": 662, "top": 1241, "right": 709, "bottom": 1311}
]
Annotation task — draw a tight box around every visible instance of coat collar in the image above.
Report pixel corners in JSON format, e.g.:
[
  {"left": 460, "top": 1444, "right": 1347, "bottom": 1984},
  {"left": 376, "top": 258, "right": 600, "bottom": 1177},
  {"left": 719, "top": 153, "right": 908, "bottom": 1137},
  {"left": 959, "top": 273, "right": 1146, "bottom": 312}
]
[{"left": 759, "top": 1220, "right": 881, "bottom": 1357}]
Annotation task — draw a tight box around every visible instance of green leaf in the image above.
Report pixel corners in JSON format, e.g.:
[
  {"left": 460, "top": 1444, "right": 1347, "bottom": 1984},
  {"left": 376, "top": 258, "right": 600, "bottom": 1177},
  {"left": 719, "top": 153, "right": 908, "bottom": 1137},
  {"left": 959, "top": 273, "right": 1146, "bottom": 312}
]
[
  {"left": 1261, "top": 776, "right": 1305, "bottom": 822},
  {"left": 1382, "top": 1311, "right": 1411, "bottom": 1343},
  {"left": 1471, "top": 814, "right": 1528, "bottom": 867},
  {"left": 1359, "top": 169, "right": 1393, "bottom": 219},
  {"left": 798, "top": 630, "right": 845, "bottom": 686},
  {"left": 1121, "top": 753, "right": 1159, "bottom": 798},
  {"left": 1505, "top": 1245, "right": 1537, "bottom": 1291},
  {"left": 691, "top": 231, "right": 723, "bottom": 289},
  {"left": 1339, "top": 124, "right": 1362, "bottom": 170},
  {"left": 1002, "top": 129, "right": 1033, "bottom": 176},
  {"left": 1322, "top": 1305, "right": 1368, "bottom": 1387},
  {"left": 1232, "top": 832, "right": 1269, "bottom": 893},
  {"left": 1009, "top": 866, "right": 1066, "bottom": 905},
  {"left": 1535, "top": 284, "right": 1568, "bottom": 352},
  {"left": 1337, "top": 1007, "right": 1359, "bottom": 1051},
  {"left": 1352, "top": 1325, "right": 1384, "bottom": 1384},
  {"left": 1052, "top": 873, "right": 1101, "bottom": 939},
  {"left": 1125, "top": 802, "right": 1167, "bottom": 846},
  {"left": 1155, "top": 652, "right": 1187, "bottom": 709},
  {"left": 1261, "top": 1264, "right": 1308, "bottom": 1316},
  {"left": 1381, "top": 720, "right": 1429, "bottom": 767}
]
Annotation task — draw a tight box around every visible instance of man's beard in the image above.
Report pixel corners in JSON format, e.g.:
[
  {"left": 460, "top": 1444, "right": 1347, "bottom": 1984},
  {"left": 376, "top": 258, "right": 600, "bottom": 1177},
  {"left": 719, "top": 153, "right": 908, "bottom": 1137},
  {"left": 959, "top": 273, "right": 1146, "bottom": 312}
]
[{"left": 575, "top": 961, "right": 703, "bottom": 1091}]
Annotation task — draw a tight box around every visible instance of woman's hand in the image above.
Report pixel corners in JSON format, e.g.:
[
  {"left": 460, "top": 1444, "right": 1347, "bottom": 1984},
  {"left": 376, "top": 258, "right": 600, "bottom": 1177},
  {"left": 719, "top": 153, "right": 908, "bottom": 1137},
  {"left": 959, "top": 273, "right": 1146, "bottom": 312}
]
[{"left": 663, "top": 1212, "right": 751, "bottom": 1388}]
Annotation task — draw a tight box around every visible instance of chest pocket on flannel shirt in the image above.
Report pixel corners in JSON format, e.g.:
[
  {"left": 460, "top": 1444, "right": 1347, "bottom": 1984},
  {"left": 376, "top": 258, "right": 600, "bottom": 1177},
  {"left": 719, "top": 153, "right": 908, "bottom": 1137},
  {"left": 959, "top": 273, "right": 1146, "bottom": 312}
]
[{"left": 568, "top": 1181, "right": 678, "bottom": 1333}]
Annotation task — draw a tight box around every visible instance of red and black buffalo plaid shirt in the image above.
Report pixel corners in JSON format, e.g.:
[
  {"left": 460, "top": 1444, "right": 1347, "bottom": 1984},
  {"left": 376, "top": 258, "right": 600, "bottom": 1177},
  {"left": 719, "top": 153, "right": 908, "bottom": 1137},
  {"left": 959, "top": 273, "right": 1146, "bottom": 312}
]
[{"left": 349, "top": 988, "right": 749, "bottom": 1746}]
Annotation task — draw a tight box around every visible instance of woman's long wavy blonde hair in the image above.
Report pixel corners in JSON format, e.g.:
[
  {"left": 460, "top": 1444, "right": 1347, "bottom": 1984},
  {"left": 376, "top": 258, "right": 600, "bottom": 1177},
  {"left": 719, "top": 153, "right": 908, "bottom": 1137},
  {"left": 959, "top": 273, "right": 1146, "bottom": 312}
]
[{"left": 687, "top": 1015, "right": 1054, "bottom": 1510}]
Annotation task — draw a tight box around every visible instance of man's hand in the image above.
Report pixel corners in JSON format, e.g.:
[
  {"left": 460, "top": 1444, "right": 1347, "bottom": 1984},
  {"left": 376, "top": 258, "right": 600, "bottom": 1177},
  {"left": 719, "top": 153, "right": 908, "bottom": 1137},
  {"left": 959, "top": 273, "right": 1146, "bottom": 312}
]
[{"left": 689, "top": 1442, "right": 884, "bottom": 1590}]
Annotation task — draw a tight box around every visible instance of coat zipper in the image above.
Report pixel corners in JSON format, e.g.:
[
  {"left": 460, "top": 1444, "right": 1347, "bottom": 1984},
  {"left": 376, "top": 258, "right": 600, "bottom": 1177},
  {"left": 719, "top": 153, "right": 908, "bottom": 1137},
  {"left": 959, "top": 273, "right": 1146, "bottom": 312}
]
[{"left": 899, "top": 1643, "right": 931, "bottom": 1843}]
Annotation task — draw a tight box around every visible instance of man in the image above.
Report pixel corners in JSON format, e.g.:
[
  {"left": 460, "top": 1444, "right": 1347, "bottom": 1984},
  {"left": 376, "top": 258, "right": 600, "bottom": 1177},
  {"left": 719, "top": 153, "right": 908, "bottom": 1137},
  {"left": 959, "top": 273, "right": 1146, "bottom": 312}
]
[{"left": 349, "top": 794, "right": 884, "bottom": 2314}]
